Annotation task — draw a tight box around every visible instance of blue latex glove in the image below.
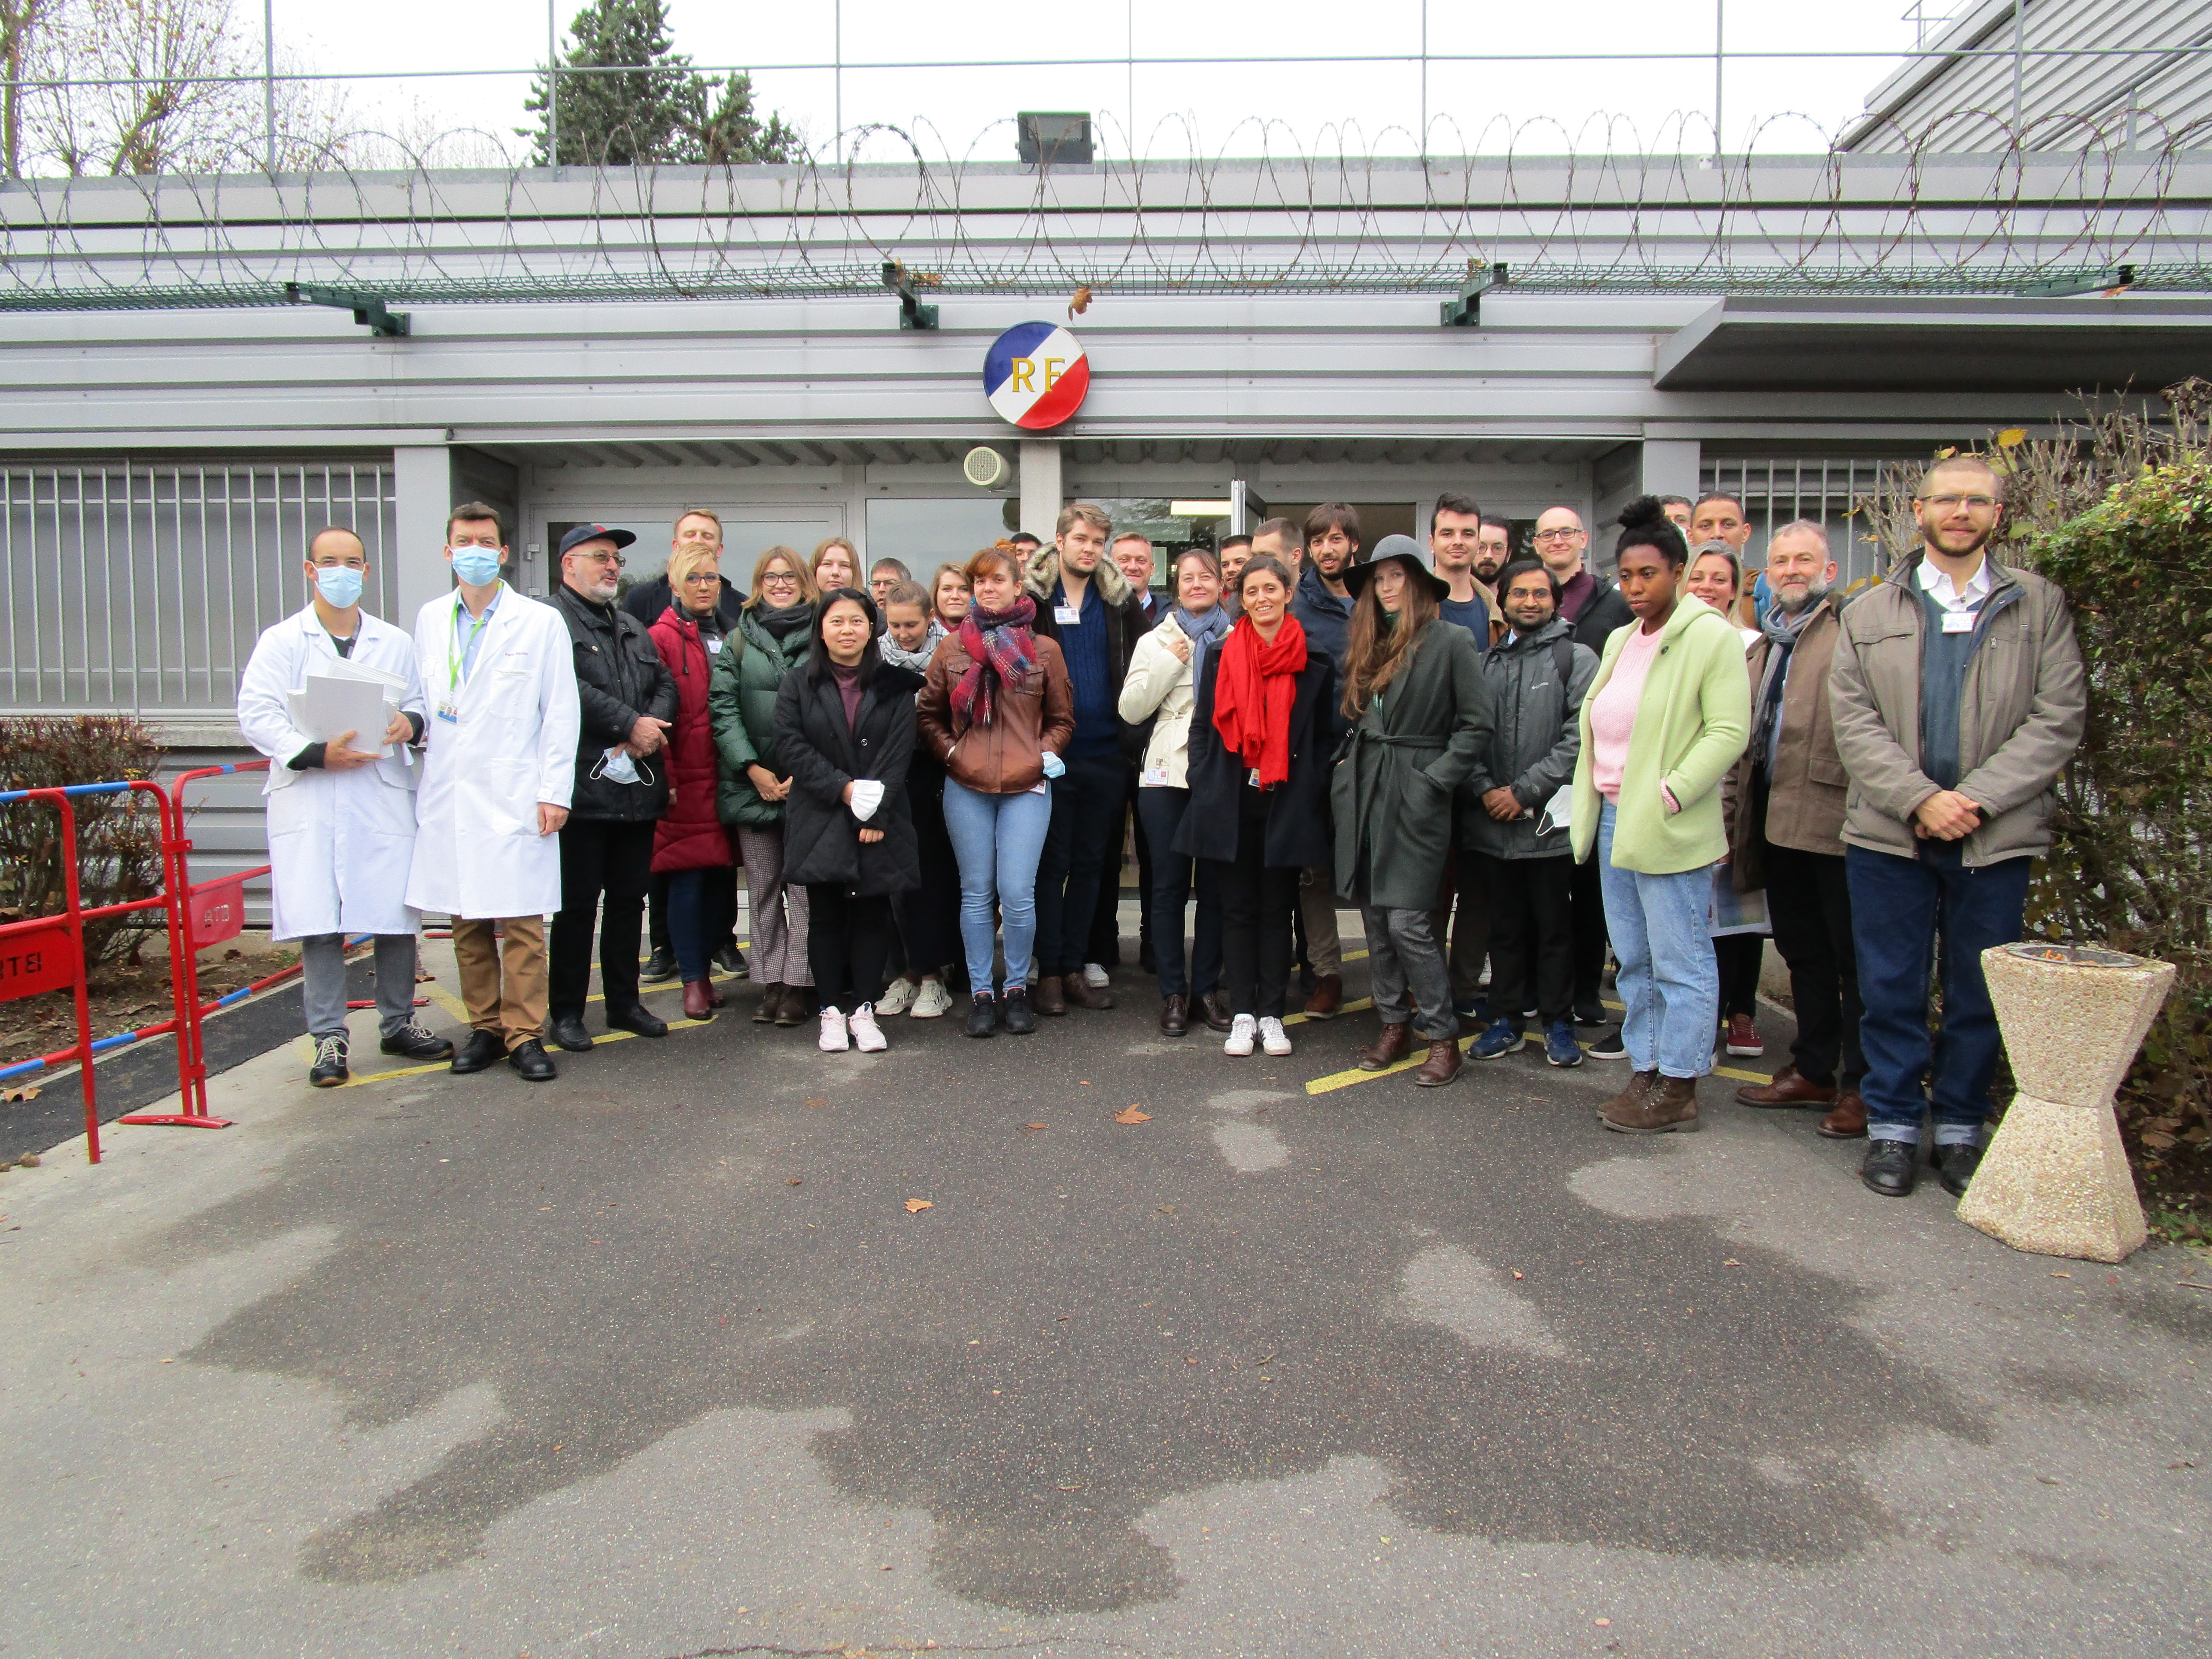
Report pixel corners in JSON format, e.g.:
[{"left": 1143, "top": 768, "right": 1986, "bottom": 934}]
[{"left": 1040, "top": 751, "right": 1066, "bottom": 780}]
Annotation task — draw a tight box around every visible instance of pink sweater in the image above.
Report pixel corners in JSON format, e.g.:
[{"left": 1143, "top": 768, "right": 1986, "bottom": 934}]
[{"left": 1589, "top": 623, "right": 1664, "bottom": 801}]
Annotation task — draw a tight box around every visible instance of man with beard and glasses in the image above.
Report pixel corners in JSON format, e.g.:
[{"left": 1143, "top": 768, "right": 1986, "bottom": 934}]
[
  {"left": 1720, "top": 522, "right": 1867, "bottom": 1140},
  {"left": 1829, "top": 456, "right": 2085, "bottom": 1201}
]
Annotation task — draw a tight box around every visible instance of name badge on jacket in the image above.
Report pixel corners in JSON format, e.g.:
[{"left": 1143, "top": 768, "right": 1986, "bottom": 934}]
[
  {"left": 1941, "top": 610, "right": 1976, "bottom": 635},
  {"left": 1054, "top": 605, "right": 1081, "bottom": 626}
]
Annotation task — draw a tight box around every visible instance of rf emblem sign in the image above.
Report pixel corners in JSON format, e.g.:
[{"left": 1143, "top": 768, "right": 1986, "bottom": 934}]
[{"left": 984, "top": 321, "right": 1090, "bottom": 430}]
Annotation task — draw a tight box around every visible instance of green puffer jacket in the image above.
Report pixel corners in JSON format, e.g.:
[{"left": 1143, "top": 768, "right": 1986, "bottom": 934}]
[{"left": 708, "top": 608, "right": 815, "bottom": 827}]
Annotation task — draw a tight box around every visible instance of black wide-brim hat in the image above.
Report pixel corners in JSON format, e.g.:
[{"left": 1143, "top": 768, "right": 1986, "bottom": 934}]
[{"left": 1341, "top": 533, "right": 1452, "bottom": 603}]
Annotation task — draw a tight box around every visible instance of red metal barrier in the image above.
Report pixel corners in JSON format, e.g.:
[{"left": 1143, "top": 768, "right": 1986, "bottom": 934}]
[{"left": 0, "top": 780, "right": 185, "bottom": 1163}]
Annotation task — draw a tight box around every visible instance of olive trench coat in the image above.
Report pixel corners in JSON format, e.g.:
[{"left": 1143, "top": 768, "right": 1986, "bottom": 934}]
[{"left": 1330, "top": 619, "right": 1494, "bottom": 910}]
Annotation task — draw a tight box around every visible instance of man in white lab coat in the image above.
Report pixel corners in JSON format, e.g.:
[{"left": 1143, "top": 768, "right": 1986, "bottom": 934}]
[
  {"left": 405, "top": 503, "right": 583, "bottom": 1082},
  {"left": 237, "top": 527, "right": 456, "bottom": 1087}
]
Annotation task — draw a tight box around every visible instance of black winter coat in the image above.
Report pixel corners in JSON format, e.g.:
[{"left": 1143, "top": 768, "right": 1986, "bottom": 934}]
[
  {"left": 773, "top": 663, "right": 924, "bottom": 896},
  {"left": 1173, "top": 650, "right": 1337, "bottom": 871},
  {"left": 551, "top": 582, "right": 678, "bottom": 822},
  {"left": 1568, "top": 574, "right": 1635, "bottom": 655}
]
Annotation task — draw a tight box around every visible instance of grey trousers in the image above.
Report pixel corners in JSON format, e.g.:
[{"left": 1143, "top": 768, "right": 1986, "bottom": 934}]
[
  {"left": 1360, "top": 904, "right": 1459, "bottom": 1041},
  {"left": 302, "top": 932, "right": 416, "bottom": 1041}
]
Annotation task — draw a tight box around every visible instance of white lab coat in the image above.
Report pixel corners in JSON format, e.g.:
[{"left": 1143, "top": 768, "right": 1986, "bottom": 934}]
[
  {"left": 404, "top": 584, "right": 581, "bottom": 920},
  {"left": 236, "top": 606, "right": 427, "bottom": 942}
]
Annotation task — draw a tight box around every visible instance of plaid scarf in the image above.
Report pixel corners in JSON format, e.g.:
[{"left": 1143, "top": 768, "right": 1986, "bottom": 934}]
[{"left": 951, "top": 596, "right": 1039, "bottom": 727}]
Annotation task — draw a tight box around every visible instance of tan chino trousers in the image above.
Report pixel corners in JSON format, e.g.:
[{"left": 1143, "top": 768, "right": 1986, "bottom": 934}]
[{"left": 451, "top": 915, "right": 550, "bottom": 1051}]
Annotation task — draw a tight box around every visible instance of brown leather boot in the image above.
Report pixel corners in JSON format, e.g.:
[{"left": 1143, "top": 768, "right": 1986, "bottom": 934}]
[
  {"left": 1735, "top": 1063, "right": 1837, "bottom": 1109},
  {"left": 1033, "top": 974, "right": 1068, "bottom": 1015},
  {"left": 1413, "top": 1037, "right": 1462, "bottom": 1087},
  {"left": 1604, "top": 1073, "right": 1700, "bottom": 1134},
  {"left": 1303, "top": 973, "right": 1344, "bottom": 1019},
  {"left": 1817, "top": 1089, "right": 1869, "bottom": 1139},
  {"left": 682, "top": 980, "right": 715, "bottom": 1021},
  {"left": 751, "top": 982, "right": 784, "bottom": 1024},
  {"left": 1159, "top": 994, "right": 1189, "bottom": 1036},
  {"left": 1062, "top": 973, "right": 1115, "bottom": 1011},
  {"left": 1598, "top": 1069, "right": 1660, "bottom": 1124},
  {"left": 1357, "top": 1021, "right": 1413, "bottom": 1070},
  {"left": 775, "top": 984, "right": 814, "bottom": 1027}
]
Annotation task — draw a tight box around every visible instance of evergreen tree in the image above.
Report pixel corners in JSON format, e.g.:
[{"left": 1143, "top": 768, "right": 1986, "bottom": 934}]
[{"left": 522, "top": 0, "right": 798, "bottom": 167}]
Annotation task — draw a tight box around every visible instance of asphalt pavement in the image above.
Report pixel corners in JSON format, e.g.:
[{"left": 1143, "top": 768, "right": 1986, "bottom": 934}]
[{"left": 1, "top": 914, "right": 2206, "bottom": 1659}]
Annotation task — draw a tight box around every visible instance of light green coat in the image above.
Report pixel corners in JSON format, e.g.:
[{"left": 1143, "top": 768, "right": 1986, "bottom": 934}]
[{"left": 1569, "top": 594, "right": 1751, "bottom": 875}]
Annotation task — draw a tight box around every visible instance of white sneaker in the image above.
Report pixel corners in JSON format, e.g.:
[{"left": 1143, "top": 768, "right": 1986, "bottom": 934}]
[
  {"left": 1259, "top": 1016, "right": 1293, "bottom": 1057},
  {"left": 817, "top": 1007, "right": 849, "bottom": 1052},
  {"left": 848, "top": 1003, "right": 888, "bottom": 1052},
  {"left": 909, "top": 978, "right": 953, "bottom": 1018},
  {"left": 876, "top": 976, "right": 918, "bottom": 1016},
  {"left": 1224, "top": 1013, "right": 1257, "bottom": 1057},
  {"left": 1082, "top": 961, "right": 1111, "bottom": 988}
]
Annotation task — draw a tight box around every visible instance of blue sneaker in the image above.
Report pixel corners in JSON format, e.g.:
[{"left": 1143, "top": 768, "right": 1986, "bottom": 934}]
[
  {"left": 1544, "top": 1018, "right": 1585, "bottom": 1068},
  {"left": 1471, "top": 1015, "right": 1525, "bottom": 1059}
]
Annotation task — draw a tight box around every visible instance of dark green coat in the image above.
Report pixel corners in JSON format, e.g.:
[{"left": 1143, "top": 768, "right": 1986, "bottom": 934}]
[
  {"left": 708, "top": 608, "right": 814, "bottom": 828},
  {"left": 1331, "top": 618, "right": 1494, "bottom": 909}
]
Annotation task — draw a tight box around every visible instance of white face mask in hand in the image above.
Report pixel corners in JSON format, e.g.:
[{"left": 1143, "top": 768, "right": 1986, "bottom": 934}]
[
  {"left": 593, "top": 746, "right": 651, "bottom": 786},
  {"left": 848, "top": 778, "right": 886, "bottom": 822}
]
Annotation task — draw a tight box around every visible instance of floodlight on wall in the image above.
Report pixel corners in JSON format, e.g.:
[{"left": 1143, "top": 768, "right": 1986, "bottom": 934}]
[
  {"left": 1017, "top": 112, "right": 1094, "bottom": 167},
  {"left": 963, "top": 447, "right": 1009, "bottom": 488}
]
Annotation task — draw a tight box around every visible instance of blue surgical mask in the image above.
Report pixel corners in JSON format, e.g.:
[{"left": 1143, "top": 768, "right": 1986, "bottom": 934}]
[
  {"left": 449, "top": 547, "right": 503, "bottom": 586},
  {"left": 312, "top": 564, "right": 365, "bottom": 608}
]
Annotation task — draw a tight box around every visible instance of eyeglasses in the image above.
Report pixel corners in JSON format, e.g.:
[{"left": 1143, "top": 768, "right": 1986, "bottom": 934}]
[
  {"left": 1533, "top": 527, "right": 1583, "bottom": 543},
  {"left": 761, "top": 570, "right": 801, "bottom": 586},
  {"left": 572, "top": 550, "right": 626, "bottom": 568},
  {"left": 1916, "top": 494, "right": 1999, "bottom": 512},
  {"left": 680, "top": 571, "right": 721, "bottom": 585}
]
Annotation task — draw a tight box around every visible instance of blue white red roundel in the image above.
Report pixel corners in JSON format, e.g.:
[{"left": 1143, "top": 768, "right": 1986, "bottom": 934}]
[{"left": 984, "top": 322, "right": 1090, "bottom": 429}]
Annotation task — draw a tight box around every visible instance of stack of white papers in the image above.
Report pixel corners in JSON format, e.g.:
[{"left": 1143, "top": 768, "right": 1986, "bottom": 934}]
[{"left": 285, "top": 657, "right": 409, "bottom": 759}]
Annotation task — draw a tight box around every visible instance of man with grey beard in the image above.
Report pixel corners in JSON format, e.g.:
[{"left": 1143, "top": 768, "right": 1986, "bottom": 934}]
[{"left": 1720, "top": 522, "right": 1864, "bottom": 1139}]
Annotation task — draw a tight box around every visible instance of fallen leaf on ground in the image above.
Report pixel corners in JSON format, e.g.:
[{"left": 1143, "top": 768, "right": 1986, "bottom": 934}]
[
  {"left": 806, "top": 1097, "right": 829, "bottom": 1109},
  {"left": 1723, "top": 1259, "right": 1741, "bottom": 1266},
  {"left": 1114, "top": 1106, "right": 1151, "bottom": 1124},
  {"left": 1021, "top": 1122, "right": 1045, "bottom": 1132},
  {"left": 1512, "top": 1271, "right": 1524, "bottom": 1279},
  {"left": 787, "top": 1177, "right": 803, "bottom": 1187},
  {"left": 2051, "top": 1271, "right": 2072, "bottom": 1278},
  {"left": 1, "top": 1085, "right": 39, "bottom": 1102},
  {"left": 905, "top": 1198, "right": 933, "bottom": 1214}
]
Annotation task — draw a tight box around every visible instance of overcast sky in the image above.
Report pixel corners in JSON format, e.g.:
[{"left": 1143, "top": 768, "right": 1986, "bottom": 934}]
[{"left": 277, "top": 0, "right": 1936, "bottom": 165}]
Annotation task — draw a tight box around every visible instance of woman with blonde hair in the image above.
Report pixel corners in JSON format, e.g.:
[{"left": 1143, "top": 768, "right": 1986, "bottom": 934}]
[
  {"left": 812, "top": 537, "right": 859, "bottom": 594},
  {"left": 708, "top": 545, "right": 821, "bottom": 1024},
  {"left": 647, "top": 542, "right": 736, "bottom": 1019},
  {"left": 930, "top": 561, "right": 973, "bottom": 630}
]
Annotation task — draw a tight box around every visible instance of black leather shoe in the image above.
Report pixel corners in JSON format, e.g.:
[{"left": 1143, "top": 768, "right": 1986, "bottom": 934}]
[
  {"left": 450, "top": 1030, "right": 504, "bottom": 1074},
  {"left": 1861, "top": 1138, "right": 1919, "bottom": 1198},
  {"left": 640, "top": 947, "right": 678, "bottom": 984},
  {"left": 379, "top": 1024, "right": 454, "bottom": 1061},
  {"left": 1932, "top": 1142, "right": 1983, "bottom": 1197},
  {"left": 1002, "top": 988, "right": 1037, "bottom": 1035},
  {"left": 308, "top": 1034, "right": 349, "bottom": 1088},
  {"left": 1198, "top": 991, "right": 1234, "bottom": 1033},
  {"left": 965, "top": 994, "right": 998, "bottom": 1038},
  {"left": 549, "top": 1016, "right": 596, "bottom": 1052},
  {"left": 507, "top": 1037, "right": 558, "bottom": 1082},
  {"left": 714, "top": 943, "right": 747, "bottom": 976},
  {"left": 606, "top": 1005, "right": 668, "bottom": 1039}
]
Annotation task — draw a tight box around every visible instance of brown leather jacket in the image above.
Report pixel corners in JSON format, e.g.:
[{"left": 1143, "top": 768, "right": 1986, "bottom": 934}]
[
  {"left": 1724, "top": 594, "right": 1850, "bottom": 890},
  {"left": 915, "top": 629, "right": 1076, "bottom": 795}
]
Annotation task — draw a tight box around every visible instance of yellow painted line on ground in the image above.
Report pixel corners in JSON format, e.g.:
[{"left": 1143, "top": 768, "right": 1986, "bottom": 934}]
[
  {"left": 1283, "top": 996, "right": 1372, "bottom": 1028},
  {"left": 1306, "top": 1033, "right": 1480, "bottom": 1094}
]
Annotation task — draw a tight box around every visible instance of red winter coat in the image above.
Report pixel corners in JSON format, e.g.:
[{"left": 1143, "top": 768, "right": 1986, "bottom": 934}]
[{"left": 648, "top": 606, "right": 735, "bottom": 873}]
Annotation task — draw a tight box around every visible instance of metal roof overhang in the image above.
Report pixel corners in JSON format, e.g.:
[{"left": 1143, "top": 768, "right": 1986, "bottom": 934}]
[{"left": 1653, "top": 296, "right": 2212, "bottom": 393}]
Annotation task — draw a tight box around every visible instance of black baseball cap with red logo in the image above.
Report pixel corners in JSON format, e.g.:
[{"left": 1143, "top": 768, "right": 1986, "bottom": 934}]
[{"left": 557, "top": 523, "right": 638, "bottom": 556}]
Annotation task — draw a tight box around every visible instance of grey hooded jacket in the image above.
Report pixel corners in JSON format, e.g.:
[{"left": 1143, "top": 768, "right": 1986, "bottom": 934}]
[{"left": 1461, "top": 617, "right": 1599, "bottom": 860}]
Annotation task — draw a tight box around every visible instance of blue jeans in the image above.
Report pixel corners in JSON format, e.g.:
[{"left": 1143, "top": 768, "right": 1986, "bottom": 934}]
[
  {"left": 1846, "top": 843, "right": 2031, "bottom": 1145},
  {"left": 941, "top": 778, "right": 1052, "bottom": 996},
  {"left": 665, "top": 867, "right": 717, "bottom": 984},
  {"left": 1136, "top": 785, "right": 1222, "bottom": 1001},
  {"left": 1596, "top": 800, "right": 1720, "bottom": 1079}
]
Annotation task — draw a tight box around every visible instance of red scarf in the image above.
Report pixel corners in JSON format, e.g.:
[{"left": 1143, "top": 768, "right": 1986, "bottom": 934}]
[{"left": 1212, "top": 613, "right": 1308, "bottom": 788}]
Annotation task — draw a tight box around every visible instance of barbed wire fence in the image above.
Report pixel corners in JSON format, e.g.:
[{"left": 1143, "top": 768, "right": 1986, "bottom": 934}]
[{"left": 0, "top": 97, "right": 2206, "bottom": 312}]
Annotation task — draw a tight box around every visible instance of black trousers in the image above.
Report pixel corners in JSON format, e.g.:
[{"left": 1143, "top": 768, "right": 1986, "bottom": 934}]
[
  {"left": 550, "top": 818, "right": 656, "bottom": 1021},
  {"left": 806, "top": 884, "right": 896, "bottom": 1012},
  {"left": 1035, "top": 752, "right": 1127, "bottom": 978},
  {"left": 891, "top": 772, "right": 963, "bottom": 978},
  {"left": 1714, "top": 933, "right": 1764, "bottom": 1019},
  {"left": 1087, "top": 763, "right": 1155, "bottom": 966},
  {"left": 1206, "top": 788, "right": 1298, "bottom": 1018},
  {"left": 1569, "top": 852, "right": 1610, "bottom": 1009},
  {"left": 1763, "top": 839, "right": 1865, "bottom": 1091},
  {"left": 1481, "top": 853, "right": 1575, "bottom": 1024}
]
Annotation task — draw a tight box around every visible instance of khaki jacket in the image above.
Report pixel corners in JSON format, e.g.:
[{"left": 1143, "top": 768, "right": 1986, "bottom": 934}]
[
  {"left": 1827, "top": 554, "right": 2085, "bottom": 867},
  {"left": 915, "top": 630, "right": 1076, "bottom": 796},
  {"left": 1723, "top": 594, "right": 1849, "bottom": 888}
]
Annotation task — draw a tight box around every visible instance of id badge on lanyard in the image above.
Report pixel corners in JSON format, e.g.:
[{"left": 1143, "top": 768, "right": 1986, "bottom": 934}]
[{"left": 442, "top": 597, "right": 491, "bottom": 721}]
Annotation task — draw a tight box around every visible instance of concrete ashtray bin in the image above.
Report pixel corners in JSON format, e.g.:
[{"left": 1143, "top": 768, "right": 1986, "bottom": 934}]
[{"left": 1957, "top": 943, "right": 2176, "bottom": 1264}]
